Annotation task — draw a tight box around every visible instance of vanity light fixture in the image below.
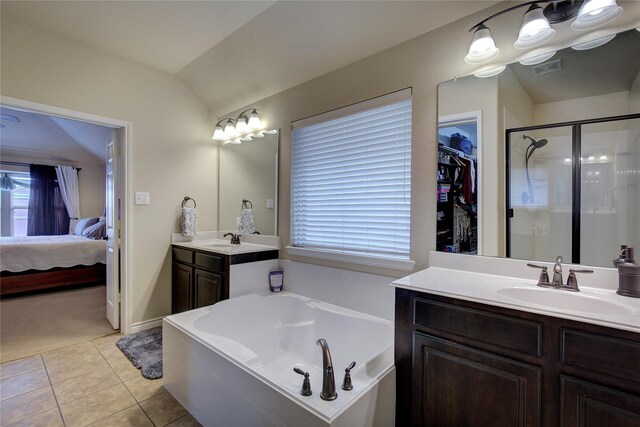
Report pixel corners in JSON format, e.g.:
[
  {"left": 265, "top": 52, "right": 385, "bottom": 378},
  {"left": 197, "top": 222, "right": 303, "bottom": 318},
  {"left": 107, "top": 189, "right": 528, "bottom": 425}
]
[
  {"left": 212, "top": 108, "right": 270, "bottom": 144},
  {"left": 515, "top": 3, "right": 556, "bottom": 49},
  {"left": 465, "top": 24, "right": 500, "bottom": 64},
  {"left": 571, "top": 33, "right": 616, "bottom": 50},
  {"left": 519, "top": 50, "right": 557, "bottom": 65},
  {"left": 572, "top": 0, "right": 623, "bottom": 31},
  {"left": 473, "top": 65, "right": 507, "bottom": 78},
  {"left": 466, "top": 0, "right": 623, "bottom": 65}
]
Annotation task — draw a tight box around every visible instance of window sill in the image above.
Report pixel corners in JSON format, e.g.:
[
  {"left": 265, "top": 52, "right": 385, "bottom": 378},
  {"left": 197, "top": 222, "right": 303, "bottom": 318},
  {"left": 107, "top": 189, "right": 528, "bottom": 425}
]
[{"left": 285, "top": 246, "right": 416, "bottom": 271}]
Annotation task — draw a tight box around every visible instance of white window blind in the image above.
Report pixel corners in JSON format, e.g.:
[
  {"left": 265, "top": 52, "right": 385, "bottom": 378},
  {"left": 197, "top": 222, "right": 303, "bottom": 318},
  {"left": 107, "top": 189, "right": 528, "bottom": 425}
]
[{"left": 291, "top": 91, "right": 412, "bottom": 260}]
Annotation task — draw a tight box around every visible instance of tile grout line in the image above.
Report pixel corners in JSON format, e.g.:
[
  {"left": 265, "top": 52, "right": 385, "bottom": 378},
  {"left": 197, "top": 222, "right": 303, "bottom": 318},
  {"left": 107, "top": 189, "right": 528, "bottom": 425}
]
[{"left": 41, "top": 354, "right": 68, "bottom": 427}]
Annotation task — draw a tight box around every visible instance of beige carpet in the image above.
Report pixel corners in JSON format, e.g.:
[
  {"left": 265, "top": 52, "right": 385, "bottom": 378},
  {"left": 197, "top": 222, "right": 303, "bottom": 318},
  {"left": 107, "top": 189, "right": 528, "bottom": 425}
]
[{"left": 0, "top": 285, "right": 116, "bottom": 363}]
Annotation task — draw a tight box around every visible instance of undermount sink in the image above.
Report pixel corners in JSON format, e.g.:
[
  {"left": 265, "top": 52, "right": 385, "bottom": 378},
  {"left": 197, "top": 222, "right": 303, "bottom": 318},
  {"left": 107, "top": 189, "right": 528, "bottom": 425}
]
[
  {"left": 496, "top": 287, "right": 636, "bottom": 316},
  {"left": 206, "top": 242, "right": 233, "bottom": 247}
]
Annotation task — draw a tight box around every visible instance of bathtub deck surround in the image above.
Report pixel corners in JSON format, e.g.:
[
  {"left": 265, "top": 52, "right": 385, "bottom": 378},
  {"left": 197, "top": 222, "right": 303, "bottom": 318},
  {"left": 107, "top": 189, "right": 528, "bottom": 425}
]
[{"left": 163, "top": 292, "right": 395, "bottom": 426}]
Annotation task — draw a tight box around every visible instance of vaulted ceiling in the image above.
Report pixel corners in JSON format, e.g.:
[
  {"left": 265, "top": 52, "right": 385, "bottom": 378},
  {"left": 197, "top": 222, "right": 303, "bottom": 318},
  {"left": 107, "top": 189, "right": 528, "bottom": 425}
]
[{"left": 1, "top": 1, "right": 497, "bottom": 114}]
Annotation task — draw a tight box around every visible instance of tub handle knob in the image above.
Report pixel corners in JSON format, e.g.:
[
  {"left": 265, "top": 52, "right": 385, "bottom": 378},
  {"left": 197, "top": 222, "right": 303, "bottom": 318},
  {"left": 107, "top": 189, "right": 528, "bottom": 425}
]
[
  {"left": 342, "top": 361, "right": 356, "bottom": 391},
  {"left": 293, "top": 367, "right": 312, "bottom": 396}
]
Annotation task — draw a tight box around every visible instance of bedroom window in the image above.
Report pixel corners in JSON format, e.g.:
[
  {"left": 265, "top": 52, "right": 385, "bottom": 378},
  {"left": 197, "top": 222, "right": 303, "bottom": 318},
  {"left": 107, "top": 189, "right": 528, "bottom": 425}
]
[
  {"left": 0, "top": 171, "right": 31, "bottom": 236},
  {"left": 289, "top": 89, "right": 413, "bottom": 269}
]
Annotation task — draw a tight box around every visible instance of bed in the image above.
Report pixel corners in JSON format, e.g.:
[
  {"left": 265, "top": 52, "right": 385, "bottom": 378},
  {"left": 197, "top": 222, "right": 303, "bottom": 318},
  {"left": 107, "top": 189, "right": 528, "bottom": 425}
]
[{"left": 0, "top": 235, "right": 107, "bottom": 296}]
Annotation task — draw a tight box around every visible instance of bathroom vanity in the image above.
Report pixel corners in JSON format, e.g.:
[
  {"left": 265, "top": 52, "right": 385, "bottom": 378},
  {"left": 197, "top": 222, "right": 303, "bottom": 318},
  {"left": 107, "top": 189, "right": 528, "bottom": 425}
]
[
  {"left": 171, "top": 237, "right": 278, "bottom": 314},
  {"left": 393, "top": 253, "right": 640, "bottom": 426}
]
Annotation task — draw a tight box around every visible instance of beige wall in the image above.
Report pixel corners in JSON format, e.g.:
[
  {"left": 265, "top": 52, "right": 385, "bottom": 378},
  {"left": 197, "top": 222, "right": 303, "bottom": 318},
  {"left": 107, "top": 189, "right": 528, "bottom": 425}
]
[
  {"left": 1, "top": 18, "right": 214, "bottom": 324},
  {"left": 535, "top": 91, "right": 633, "bottom": 124},
  {"left": 217, "top": 3, "right": 640, "bottom": 277}
]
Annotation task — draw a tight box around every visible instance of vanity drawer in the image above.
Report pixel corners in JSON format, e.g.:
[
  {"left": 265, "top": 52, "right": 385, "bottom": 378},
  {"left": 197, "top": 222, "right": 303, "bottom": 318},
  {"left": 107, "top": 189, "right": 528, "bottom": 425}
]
[
  {"left": 561, "top": 329, "right": 640, "bottom": 382},
  {"left": 413, "top": 298, "right": 542, "bottom": 357},
  {"left": 195, "top": 252, "right": 224, "bottom": 272},
  {"left": 172, "top": 247, "right": 194, "bottom": 264}
]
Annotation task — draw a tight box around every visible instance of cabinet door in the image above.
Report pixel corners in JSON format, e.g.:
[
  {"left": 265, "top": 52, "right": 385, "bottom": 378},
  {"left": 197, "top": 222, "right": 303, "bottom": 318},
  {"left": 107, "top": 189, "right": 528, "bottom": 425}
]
[
  {"left": 413, "top": 333, "right": 541, "bottom": 427},
  {"left": 172, "top": 263, "right": 192, "bottom": 314},
  {"left": 561, "top": 376, "right": 640, "bottom": 427},
  {"left": 194, "top": 269, "right": 222, "bottom": 309}
]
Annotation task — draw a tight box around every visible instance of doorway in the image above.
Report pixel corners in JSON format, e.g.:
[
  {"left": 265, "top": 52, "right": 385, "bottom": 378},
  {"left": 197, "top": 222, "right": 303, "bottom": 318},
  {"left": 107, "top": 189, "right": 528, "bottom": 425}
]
[{"left": 0, "top": 96, "right": 131, "bottom": 346}]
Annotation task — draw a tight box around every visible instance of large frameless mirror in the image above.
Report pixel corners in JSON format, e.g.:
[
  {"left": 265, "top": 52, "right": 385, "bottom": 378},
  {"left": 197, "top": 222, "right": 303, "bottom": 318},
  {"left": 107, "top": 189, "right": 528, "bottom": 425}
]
[
  {"left": 218, "top": 130, "right": 279, "bottom": 236},
  {"left": 437, "top": 28, "right": 640, "bottom": 267}
]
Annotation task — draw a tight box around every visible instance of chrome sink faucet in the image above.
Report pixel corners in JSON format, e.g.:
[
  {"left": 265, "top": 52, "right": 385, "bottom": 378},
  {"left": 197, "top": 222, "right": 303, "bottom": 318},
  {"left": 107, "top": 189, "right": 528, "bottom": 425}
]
[
  {"left": 316, "top": 338, "right": 337, "bottom": 401},
  {"left": 223, "top": 233, "right": 240, "bottom": 245},
  {"left": 552, "top": 256, "right": 564, "bottom": 286},
  {"left": 528, "top": 256, "right": 593, "bottom": 291}
]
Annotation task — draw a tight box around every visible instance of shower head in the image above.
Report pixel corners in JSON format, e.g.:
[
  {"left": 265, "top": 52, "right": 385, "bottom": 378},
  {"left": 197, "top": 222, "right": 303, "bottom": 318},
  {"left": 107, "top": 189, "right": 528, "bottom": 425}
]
[
  {"left": 533, "top": 138, "right": 548, "bottom": 149},
  {"left": 524, "top": 135, "right": 548, "bottom": 162},
  {"left": 522, "top": 135, "right": 549, "bottom": 205}
]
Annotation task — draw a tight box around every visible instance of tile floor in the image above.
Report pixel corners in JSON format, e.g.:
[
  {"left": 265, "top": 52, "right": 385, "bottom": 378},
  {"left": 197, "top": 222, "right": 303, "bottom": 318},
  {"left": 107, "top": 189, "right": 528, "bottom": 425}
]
[{"left": 0, "top": 334, "right": 201, "bottom": 427}]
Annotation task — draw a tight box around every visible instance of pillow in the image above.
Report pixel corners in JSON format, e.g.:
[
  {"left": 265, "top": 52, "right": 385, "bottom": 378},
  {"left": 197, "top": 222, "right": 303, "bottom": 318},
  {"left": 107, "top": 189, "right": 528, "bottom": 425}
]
[
  {"left": 74, "top": 217, "right": 99, "bottom": 235},
  {"left": 82, "top": 221, "right": 106, "bottom": 239}
]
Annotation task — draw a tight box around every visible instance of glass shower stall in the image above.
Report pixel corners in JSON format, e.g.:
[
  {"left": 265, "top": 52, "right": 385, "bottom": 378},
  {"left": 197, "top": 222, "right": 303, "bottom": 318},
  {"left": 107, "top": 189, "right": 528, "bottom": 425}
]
[{"left": 506, "top": 113, "right": 640, "bottom": 267}]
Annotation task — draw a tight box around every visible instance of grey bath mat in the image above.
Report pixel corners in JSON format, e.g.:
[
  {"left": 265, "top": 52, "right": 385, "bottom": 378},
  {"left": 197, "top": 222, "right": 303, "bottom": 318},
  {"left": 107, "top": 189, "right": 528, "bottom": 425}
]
[{"left": 116, "top": 327, "right": 163, "bottom": 379}]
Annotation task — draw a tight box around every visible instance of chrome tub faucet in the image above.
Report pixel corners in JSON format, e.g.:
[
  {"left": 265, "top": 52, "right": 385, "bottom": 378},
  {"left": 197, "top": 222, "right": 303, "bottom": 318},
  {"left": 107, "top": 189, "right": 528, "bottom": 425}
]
[{"left": 316, "top": 338, "right": 337, "bottom": 401}]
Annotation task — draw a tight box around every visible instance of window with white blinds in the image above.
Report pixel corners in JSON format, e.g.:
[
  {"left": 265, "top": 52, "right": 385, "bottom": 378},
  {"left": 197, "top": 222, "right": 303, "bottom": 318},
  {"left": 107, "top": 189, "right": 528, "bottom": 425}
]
[{"left": 291, "top": 90, "right": 412, "bottom": 261}]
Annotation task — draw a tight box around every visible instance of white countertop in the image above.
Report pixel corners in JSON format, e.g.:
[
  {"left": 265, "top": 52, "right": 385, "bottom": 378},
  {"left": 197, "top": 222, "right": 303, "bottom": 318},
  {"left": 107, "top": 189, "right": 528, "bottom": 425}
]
[
  {"left": 171, "top": 231, "right": 280, "bottom": 256},
  {"left": 392, "top": 252, "right": 639, "bottom": 333}
]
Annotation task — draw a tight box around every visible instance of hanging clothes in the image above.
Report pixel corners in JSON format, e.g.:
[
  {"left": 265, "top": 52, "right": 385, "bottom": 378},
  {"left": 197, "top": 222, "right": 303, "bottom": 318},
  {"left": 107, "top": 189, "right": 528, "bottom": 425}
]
[{"left": 459, "top": 158, "right": 473, "bottom": 204}]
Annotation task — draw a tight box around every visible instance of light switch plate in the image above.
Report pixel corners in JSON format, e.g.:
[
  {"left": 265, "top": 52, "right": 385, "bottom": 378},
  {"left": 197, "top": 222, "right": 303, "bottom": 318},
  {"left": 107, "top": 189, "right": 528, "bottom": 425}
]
[
  {"left": 135, "top": 192, "right": 150, "bottom": 205},
  {"left": 267, "top": 199, "right": 275, "bottom": 209}
]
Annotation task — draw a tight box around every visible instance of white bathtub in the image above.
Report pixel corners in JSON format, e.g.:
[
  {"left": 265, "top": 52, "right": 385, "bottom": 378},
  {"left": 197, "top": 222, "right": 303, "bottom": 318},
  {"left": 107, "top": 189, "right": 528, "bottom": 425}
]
[{"left": 163, "top": 291, "right": 395, "bottom": 427}]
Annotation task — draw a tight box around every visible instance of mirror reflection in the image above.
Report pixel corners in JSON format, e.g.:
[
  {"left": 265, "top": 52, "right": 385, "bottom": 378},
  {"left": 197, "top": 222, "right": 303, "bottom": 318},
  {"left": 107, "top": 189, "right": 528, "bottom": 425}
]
[
  {"left": 218, "top": 131, "right": 279, "bottom": 236},
  {"left": 438, "top": 28, "right": 640, "bottom": 267}
]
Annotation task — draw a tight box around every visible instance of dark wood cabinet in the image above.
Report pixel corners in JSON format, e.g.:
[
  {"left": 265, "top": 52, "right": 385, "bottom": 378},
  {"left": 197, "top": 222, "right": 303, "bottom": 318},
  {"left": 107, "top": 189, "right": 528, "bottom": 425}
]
[
  {"left": 413, "top": 333, "right": 541, "bottom": 427},
  {"left": 396, "top": 288, "right": 640, "bottom": 427},
  {"left": 171, "top": 245, "right": 278, "bottom": 314},
  {"left": 194, "top": 268, "right": 222, "bottom": 309},
  {"left": 561, "top": 376, "right": 640, "bottom": 427},
  {"left": 171, "top": 262, "right": 193, "bottom": 314}
]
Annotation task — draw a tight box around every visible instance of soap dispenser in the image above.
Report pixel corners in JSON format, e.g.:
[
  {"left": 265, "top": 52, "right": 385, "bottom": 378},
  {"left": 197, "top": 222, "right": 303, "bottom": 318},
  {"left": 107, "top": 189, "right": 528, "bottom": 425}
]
[
  {"left": 617, "top": 247, "right": 640, "bottom": 298},
  {"left": 613, "top": 244, "right": 628, "bottom": 268}
]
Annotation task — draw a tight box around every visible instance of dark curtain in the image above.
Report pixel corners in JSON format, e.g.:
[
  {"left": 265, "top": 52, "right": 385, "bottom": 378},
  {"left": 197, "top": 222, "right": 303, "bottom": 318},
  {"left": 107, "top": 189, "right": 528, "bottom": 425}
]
[{"left": 27, "top": 165, "right": 70, "bottom": 236}]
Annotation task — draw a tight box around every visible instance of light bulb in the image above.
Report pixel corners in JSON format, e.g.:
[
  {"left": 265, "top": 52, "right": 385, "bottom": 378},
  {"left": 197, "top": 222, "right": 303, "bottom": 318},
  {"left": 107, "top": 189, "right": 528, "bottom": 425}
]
[
  {"left": 473, "top": 65, "right": 506, "bottom": 78},
  {"left": 465, "top": 25, "right": 499, "bottom": 64},
  {"left": 252, "top": 131, "right": 265, "bottom": 138},
  {"left": 572, "top": 0, "right": 622, "bottom": 31},
  {"left": 519, "top": 51, "right": 556, "bottom": 66},
  {"left": 515, "top": 4, "right": 555, "bottom": 49},
  {"left": 223, "top": 119, "right": 236, "bottom": 137},
  {"left": 212, "top": 125, "right": 225, "bottom": 141},
  {"left": 248, "top": 109, "right": 262, "bottom": 129},
  {"left": 235, "top": 116, "right": 249, "bottom": 133},
  {"left": 241, "top": 134, "right": 253, "bottom": 142},
  {"left": 571, "top": 34, "right": 616, "bottom": 50}
]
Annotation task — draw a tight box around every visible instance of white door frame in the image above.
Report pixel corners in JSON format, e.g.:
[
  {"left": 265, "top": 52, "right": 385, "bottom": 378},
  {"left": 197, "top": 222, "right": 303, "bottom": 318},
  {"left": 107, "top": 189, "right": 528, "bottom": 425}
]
[{"left": 1, "top": 95, "right": 133, "bottom": 334}]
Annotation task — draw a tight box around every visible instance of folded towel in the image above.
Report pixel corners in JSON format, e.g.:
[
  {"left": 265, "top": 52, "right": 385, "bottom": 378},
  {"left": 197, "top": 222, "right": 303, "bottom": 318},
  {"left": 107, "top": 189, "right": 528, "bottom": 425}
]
[
  {"left": 238, "top": 208, "right": 255, "bottom": 234},
  {"left": 181, "top": 207, "right": 196, "bottom": 239}
]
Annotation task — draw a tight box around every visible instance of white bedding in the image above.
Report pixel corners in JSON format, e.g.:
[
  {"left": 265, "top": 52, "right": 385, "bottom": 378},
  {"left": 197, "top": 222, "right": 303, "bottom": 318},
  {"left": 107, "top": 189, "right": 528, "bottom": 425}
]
[{"left": 0, "top": 235, "right": 107, "bottom": 273}]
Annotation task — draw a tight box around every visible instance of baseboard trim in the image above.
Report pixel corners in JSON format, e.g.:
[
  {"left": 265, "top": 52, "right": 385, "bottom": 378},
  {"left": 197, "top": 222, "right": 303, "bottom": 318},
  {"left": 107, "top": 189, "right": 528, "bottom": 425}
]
[{"left": 130, "top": 316, "right": 164, "bottom": 333}]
